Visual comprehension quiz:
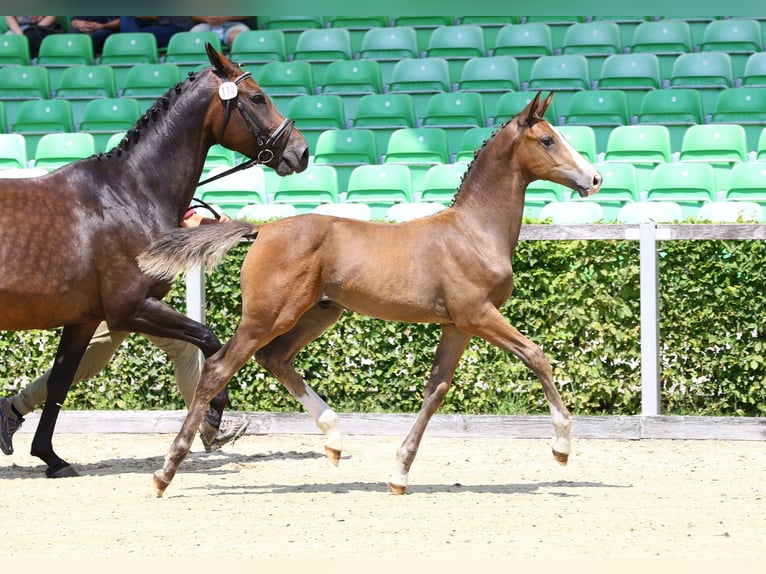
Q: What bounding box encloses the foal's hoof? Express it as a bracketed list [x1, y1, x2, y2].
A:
[388, 482, 407, 495]
[324, 446, 341, 466]
[153, 471, 171, 498]
[552, 448, 569, 466]
[46, 462, 79, 478]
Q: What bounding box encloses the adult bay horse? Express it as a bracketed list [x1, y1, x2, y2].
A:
[139, 92, 602, 496]
[0, 44, 308, 478]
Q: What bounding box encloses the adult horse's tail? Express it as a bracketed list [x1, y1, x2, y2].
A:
[137, 220, 258, 281]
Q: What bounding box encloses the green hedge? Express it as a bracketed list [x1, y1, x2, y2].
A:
[1, 238, 765, 416]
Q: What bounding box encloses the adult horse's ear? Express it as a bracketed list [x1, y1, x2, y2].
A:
[206, 42, 225, 72]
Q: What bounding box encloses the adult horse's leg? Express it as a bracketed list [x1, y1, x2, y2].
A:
[114, 297, 229, 433]
[460, 305, 572, 465]
[390, 324, 472, 494]
[254, 303, 346, 464]
[31, 321, 100, 477]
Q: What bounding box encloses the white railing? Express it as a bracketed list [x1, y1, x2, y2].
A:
[185, 223, 766, 416]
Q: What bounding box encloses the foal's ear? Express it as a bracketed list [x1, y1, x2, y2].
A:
[518, 91, 543, 127]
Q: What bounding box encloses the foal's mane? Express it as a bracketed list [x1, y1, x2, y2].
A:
[449, 119, 508, 206]
[96, 68, 208, 162]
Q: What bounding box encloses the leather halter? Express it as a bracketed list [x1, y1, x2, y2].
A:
[197, 70, 295, 188]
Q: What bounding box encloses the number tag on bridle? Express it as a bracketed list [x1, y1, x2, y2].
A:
[218, 82, 238, 101]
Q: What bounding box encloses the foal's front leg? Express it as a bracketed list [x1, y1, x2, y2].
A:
[390, 324, 471, 494]
[462, 307, 572, 465]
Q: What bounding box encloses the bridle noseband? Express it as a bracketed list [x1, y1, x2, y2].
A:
[197, 70, 295, 188]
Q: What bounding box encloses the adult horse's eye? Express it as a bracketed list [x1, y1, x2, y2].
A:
[251, 94, 266, 105]
[542, 136, 555, 147]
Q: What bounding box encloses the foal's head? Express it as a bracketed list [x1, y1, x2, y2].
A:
[513, 92, 602, 197]
[204, 44, 309, 176]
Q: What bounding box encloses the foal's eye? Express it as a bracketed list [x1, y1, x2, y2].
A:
[542, 135, 555, 147]
[251, 94, 266, 105]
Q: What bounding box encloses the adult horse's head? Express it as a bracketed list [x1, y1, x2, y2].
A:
[513, 92, 602, 197]
[204, 43, 309, 175]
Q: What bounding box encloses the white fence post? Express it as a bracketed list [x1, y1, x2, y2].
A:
[639, 223, 661, 415]
[185, 264, 206, 369]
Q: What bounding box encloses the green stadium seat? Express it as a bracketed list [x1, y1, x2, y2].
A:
[78, 97, 141, 151]
[325, 16, 390, 54]
[629, 20, 693, 82]
[425, 24, 486, 84]
[287, 94, 346, 152]
[711, 87, 766, 152]
[539, 200, 603, 223]
[346, 163, 414, 219]
[33, 132, 95, 171]
[555, 125, 598, 164]
[757, 127, 766, 160]
[421, 91, 486, 158]
[492, 23, 553, 83]
[228, 29, 286, 77]
[384, 127, 450, 194]
[460, 16, 517, 51]
[604, 124, 672, 195]
[98, 32, 158, 91]
[564, 89, 630, 153]
[12, 98, 74, 157]
[742, 52, 766, 87]
[456, 55, 520, 117]
[391, 16, 454, 53]
[358, 26, 419, 86]
[526, 55, 590, 118]
[0, 133, 28, 169]
[679, 123, 748, 192]
[590, 16, 647, 46]
[120, 63, 181, 114]
[700, 18, 762, 80]
[596, 53, 662, 117]
[198, 165, 267, 218]
[388, 57, 452, 121]
[36, 33, 94, 91]
[616, 201, 683, 223]
[646, 162, 717, 218]
[724, 161, 766, 210]
[351, 93, 417, 158]
[637, 88, 704, 152]
[524, 180, 566, 219]
[490, 91, 557, 127]
[162, 31, 221, 76]
[313, 128, 378, 192]
[53, 65, 116, 126]
[561, 21, 622, 80]
[419, 162, 470, 204]
[319, 59, 383, 119]
[273, 164, 339, 213]
[237, 202, 297, 222]
[103, 131, 127, 152]
[0, 33, 30, 66]
[573, 161, 638, 221]
[522, 16, 583, 51]
[258, 16, 323, 54]
[670, 52, 733, 117]
[292, 28, 353, 85]
[454, 126, 496, 163]
[0, 65, 51, 131]
[255, 61, 315, 116]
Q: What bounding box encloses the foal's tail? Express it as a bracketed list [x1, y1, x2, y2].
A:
[137, 220, 258, 281]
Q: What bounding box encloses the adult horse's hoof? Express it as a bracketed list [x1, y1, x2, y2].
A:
[324, 446, 341, 466]
[388, 482, 407, 495]
[552, 448, 569, 466]
[46, 462, 79, 478]
[153, 471, 171, 498]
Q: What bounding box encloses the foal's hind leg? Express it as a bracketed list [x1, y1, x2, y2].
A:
[254, 303, 345, 464]
[390, 324, 471, 494]
[461, 306, 572, 465]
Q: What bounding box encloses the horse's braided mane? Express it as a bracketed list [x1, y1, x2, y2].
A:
[449, 120, 508, 206]
[94, 68, 205, 162]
